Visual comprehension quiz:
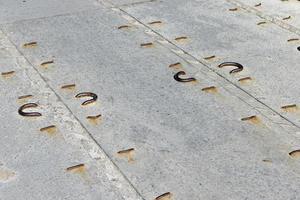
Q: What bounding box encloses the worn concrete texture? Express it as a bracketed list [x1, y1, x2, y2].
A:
[229, 0, 300, 28]
[121, 0, 300, 128]
[0, 0, 102, 24]
[1, 0, 300, 200]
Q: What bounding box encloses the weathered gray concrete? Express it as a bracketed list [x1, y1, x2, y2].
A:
[101, 0, 156, 7]
[1, 2, 300, 199]
[230, 0, 300, 28]
[121, 0, 300, 128]
[0, 30, 143, 200]
[1, 0, 300, 200]
[0, 0, 101, 24]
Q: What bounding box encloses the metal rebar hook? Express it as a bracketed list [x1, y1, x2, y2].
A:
[173, 71, 196, 82]
[218, 62, 244, 74]
[18, 103, 42, 117]
[75, 92, 98, 106]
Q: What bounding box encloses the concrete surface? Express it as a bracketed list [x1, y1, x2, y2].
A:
[121, 0, 300, 128]
[0, 0, 101, 24]
[1, 0, 300, 200]
[0, 30, 143, 200]
[230, 0, 300, 28]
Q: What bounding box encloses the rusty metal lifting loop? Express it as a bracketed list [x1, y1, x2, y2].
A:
[75, 92, 98, 106]
[174, 71, 196, 82]
[218, 62, 244, 74]
[18, 103, 42, 117]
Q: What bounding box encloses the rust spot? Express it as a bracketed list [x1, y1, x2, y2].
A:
[148, 21, 163, 27]
[40, 60, 54, 68]
[282, 16, 291, 20]
[281, 104, 298, 112]
[41, 60, 54, 68]
[201, 86, 218, 94]
[262, 159, 272, 163]
[87, 114, 102, 125]
[241, 115, 261, 124]
[40, 125, 57, 135]
[289, 150, 300, 159]
[66, 164, 90, 182]
[169, 62, 182, 70]
[17, 95, 33, 104]
[117, 148, 135, 163]
[23, 42, 37, 48]
[61, 84, 76, 91]
[287, 38, 299, 42]
[118, 25, 131, 30]
[238, 77, 252, 84]
[155, 192, 172, 200]
[141, 42, 154, 48]
[0, 168, 15, 182]
[229, 8, 238, 11]
[66, 164, 85, 173]
[175, 36, 188, 43]
[254, 3, 262, 7]
[204, 55, 216, 60]
[18, 94, 33, 100]
[257, 21, 267, 26]
[1, 71, 15, 78]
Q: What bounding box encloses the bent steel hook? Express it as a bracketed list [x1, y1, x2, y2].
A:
[218, 62, 244, 74]
[18, 103, 42, 117]
[75, 92, 98, 106]
[174, 71, 196, 82]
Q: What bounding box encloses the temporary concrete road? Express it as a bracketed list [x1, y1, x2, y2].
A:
[0, 0, 300, 199]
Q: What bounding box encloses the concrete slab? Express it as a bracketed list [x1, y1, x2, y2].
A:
[100, 0, 157, 7]
[0, 31, 143, 200]
[120, 0, 300, 128]
[229, 0, 300, 29]
[2, 5, 300, 200]
[0, 0, 101, 24]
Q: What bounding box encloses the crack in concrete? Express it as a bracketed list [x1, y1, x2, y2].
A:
[110, 0, 158, 8]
